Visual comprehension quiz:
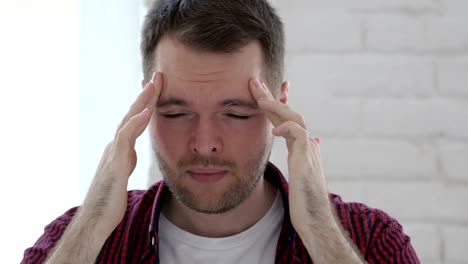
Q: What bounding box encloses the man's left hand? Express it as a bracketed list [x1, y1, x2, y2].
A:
[249, 79, 365, 263]
[249, 79, 332, 236]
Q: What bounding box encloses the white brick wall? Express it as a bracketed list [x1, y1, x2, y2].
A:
[438, 56, 468, 96]
[443, 226, 468, 263]
[271, 1, 468, 263]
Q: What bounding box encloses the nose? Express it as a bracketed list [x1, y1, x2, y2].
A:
[189, 117, 223, 155]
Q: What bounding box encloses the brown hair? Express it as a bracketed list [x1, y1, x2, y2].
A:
[140, 0, 285, 94]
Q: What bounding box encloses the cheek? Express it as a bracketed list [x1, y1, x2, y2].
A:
[222, 117, 272, 146]
[149, 117, 187, 157]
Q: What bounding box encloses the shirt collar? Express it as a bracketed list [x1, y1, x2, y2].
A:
[147, 161, 296, 251]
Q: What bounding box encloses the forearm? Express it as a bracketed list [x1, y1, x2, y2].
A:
[40, 73, 158, 264]
[44, 176, 120, 264]
[44, 209, 109, 264]
[300, 207, 366, 264]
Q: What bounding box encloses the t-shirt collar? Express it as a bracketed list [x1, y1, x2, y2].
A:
[147, 161, 296, 253]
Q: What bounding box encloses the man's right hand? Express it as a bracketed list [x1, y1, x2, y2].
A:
[45, 72, 162, 264]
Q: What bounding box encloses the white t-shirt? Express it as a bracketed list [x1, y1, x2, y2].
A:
[158, 193, 284, 264]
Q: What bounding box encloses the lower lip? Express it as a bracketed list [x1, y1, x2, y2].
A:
[188, 171, 227, 184]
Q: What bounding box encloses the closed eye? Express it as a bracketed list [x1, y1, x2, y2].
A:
[161, 113, 187, 119]
[226, 114, 251, 120]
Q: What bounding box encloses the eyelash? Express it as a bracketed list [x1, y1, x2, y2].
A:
[161, 113, 186, 119]
[161, 113, 251, 120]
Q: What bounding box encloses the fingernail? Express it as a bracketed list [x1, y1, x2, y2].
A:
[262, 82, 271, 94]
[150, 72, 157, 83]
[255, 79, 262, 89]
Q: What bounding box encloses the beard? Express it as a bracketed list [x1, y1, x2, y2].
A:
[154, 139, 273, 215]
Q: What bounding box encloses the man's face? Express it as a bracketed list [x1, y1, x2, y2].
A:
[149, 36, 274, 214]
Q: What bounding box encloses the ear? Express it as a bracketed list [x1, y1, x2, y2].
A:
[141, 79, 146, 90]
[279, 81, 289, 104]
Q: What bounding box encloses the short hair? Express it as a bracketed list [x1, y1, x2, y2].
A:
[140, 0, 285, 95]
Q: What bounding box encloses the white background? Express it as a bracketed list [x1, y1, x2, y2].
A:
[0, 0, 149, 262]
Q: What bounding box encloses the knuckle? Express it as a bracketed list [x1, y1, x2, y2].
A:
[114, 130, 127, 145]
[105, 142, 114, 151]
[282, 103, 291, 111]
[291, 112, 304, 125]
[284, 120, 295, 127]
[300, 129, 309, 141]
[298, 115, 306, 127]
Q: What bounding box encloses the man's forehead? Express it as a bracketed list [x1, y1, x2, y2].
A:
[154, 36, 264, 76]
[153, 36, 264, 109]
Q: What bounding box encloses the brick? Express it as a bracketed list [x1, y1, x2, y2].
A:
[327, 181, 368, 202]
[426, 18, 468, 51]
[283, 15, 362, 52]
[362, 182, 468, 222]
[403, 223, 441, 263]
[443, 226, 468, 262]
[362, 99, 439, 137]
[285, 54, 338, 98]
[287, 96, 362, 136]
[441, 0, 468, 16]
[437, 56, 468, 97]
[321, 139, 438, 180]
[271, 0, 348, 15]
[438, 140, 468, 182]
[366, 16, 428, 51]
[362, 99, 468, 139]
[286, 54, 435, 98]
[366, 16, 468, 52]
[434, 99, 468, 139]
[347, 0, 440, 13]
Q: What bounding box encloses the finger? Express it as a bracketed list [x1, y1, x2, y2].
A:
[248, 79, 283, 126]
[257, 99, 306, 129]
[272, 121, 309, 154]
[313, 137, 320, 144]
[310, 137, 321, 157]
[148, 71, 164, 112]
[117, 72, 158, 132]
[115, 107, 152, 150]
[249, 79, 307, 129]
[249, 79, 274, 103]
[261, 82, 276, 100]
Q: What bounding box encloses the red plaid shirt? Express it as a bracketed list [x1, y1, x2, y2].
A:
[22, 162, 419, 263]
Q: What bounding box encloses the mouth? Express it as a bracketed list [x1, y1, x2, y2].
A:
[187, 167, 228, 184]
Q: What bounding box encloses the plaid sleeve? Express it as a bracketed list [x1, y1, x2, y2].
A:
[366, 217, 420, 264]
[21, 207, 78, 264]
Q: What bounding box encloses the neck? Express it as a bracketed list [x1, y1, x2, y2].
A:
[162, 177, 277, 238]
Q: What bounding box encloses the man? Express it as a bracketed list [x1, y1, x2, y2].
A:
[22, 0, 420, 263]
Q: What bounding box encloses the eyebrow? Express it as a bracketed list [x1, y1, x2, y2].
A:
[156, 98, 188, 108]
[157, 97, 258, 109]
[221, 99, 258, 109]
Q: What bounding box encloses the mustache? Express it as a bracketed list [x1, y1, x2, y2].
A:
[177, 154, 236, 170]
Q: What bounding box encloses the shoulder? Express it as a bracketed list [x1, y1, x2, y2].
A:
[330, 193, 397, 226]
[329, 193, 419, 262]
[126, 181, 163, 208]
